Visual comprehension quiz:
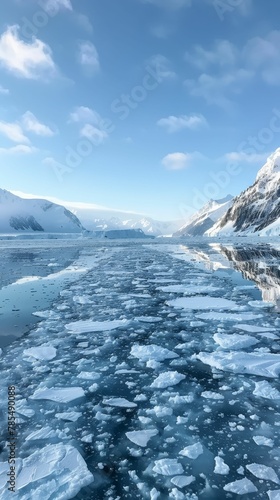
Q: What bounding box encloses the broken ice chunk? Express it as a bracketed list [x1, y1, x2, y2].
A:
[103, 398, 137, 408]
[150, 371, 186, 389]
[153, 459, 184, 476]
[23, 346, 57, 361]
[125, 429, 158, 447]
[131, 344, 178, 362]
[30, 387, 85, 403]
[246, 464, 280, 484]
[179, 443, 203, 460]
[223, 478, 258, 494]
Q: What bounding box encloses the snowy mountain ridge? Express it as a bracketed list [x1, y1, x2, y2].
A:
[0, 189, 84, 233]
[208, 148, 280, 237]
[173, 195, 233, 237]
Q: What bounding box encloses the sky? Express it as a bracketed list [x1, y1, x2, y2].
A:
[0, 0, 280, 220]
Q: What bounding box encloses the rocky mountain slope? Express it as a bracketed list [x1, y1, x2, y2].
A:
[208, 149, 280, 237]
[173, 195, 233, 237]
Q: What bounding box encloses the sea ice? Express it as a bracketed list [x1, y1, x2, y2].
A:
[23, 346, 57, 361]
[103, 398, 137, 408]
[0, 444, 93, 498]
[65, 319, 130, 333]
[196, 352, 280, 378]
[152, 459, 184, 476]
[55, 412, 82, 422]
[131, 344, 178, 362]
[125, 429, 158, 447]
[223, 478, 258, 494]
[253, 436, 274, 447]
[253, 381, 280, 400]
[246, 464, 280, 484]
[30, 387, 85, 403]
[214, 456, 230, 475]
[179, 443, 203, 460]
[201, 391, 224, 400]
[268, 490, 280, 500]
[167, 296, 237, 310]
[213, 333, 259, 350]
[171, 475, 195, 488]
[150, 371, 186, 389]
[196, 312, 263, 322]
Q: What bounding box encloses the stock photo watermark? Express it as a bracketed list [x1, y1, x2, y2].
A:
[179, 108, 280, 218]
[48, 62, 165, 182]
[213, 0, 247, 21]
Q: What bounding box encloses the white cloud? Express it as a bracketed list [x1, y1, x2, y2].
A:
[0, 25, 56, 79]
[223, 151, 269, 164]
[0, 144, 35, 154]
[78, 41, 100, 73]
[0, 120, 30, 144]
[243, 31, 280, 85]
[185, 69, 252, 108]
[146, 54, 177, 80]
[162, 152, 192, 170]
[76, 14, 93, 33]
[157, 114, 207, 133]
[185, 40, 237, 71]
[43, 0, 72, 14]
[141, 0, 192, 9]
[69, 106, 101, 125]
[21, 111, 55, 137]
[80, 124, 108, 145]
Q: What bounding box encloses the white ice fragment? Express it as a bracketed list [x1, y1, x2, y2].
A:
[125, 429, 158, 447]
[196, 351, 280, 378]
[152, 459, 184, 476]
[30, 387, 85, 403]
[135, 316, 162, 323]
[167, 296, 237, 310]
[66, 319, 130, 333]
[55, 411, 82, 422]
[213, 333, 258, 350]
[179, 443, 203, 460]
[81, 434, 93, 443]
[3, 444, 94, 497]
[224, 478, 258, 494]
[268, 490, 280, 500]
[171, 475, 195, 488]
[253, 436, 274, 447]
[131, 344, 178, 362]
[246, 463, 280, 484]
[214, 456, 230, 475]
[201, 391, 224, 400]
[103, 398, 137, 408]
[253, 381, 280, 400]
[249, 300, 274, 309]
[196, 312, 262, 322]
[150, 371, 186, 389]
[235, 324, 276, 333]
[25, 426, 58, 441]
[77, 371, 101, 381]
[23, 346, 57, 361]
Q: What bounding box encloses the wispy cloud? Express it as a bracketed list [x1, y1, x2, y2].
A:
[162, 152, 203, 170]
[68, 106, 101, 125]
[146, 54, 177, 80]
[21, 111, 55, 137]
[185, 40, 237, 71]
[0, 120, 30, 144]
[223, 151, 269, 164]
[157, 113, 208, 133]
[80, 124, 108, 145]
[0, 144, 36, 155]
[78, 41, 100, 73]
[243, 31, 280, 85]
[0, 25, 56, 79]
[0, 85, 9, 94]
[43, 0, 73, 14]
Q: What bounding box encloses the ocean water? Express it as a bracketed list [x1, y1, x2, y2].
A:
[0, 238, 279, 500]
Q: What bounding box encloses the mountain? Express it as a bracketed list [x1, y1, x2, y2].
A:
[62, 203, 184, 237]
[208, 149, 280, 237]
[173, 195, 233, 237]
[0, 189, 84, 233]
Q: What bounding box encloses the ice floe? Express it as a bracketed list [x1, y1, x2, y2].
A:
[23, 346, 57, 361]
[246, 463, 280, 484]
[30, 387, 85, 403]
[179, 442, 203, 460]
[214, 456, 230, 475]
[65, 318, 130, 333]
[131, 344, 178, 362]
[150, 371, 186, 389]
[196, 351, 280, 378]
[125, 429, 158, 447]
[167, 296, 237, 310]
[213, 332, 259, 350]
[103, 397, 137, 408]
[253, 381, 280, 400]
[223, 478, 258, 494]
[152, 459, 184, 476]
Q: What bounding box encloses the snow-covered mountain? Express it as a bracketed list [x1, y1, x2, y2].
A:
[208, 149, 280, 237]
[173, 195, 233, 237]
[0, 189, 84, 233]
[63, 203, 184, 237]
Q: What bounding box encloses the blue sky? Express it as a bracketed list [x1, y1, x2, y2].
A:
[0, 0, 280, 220]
